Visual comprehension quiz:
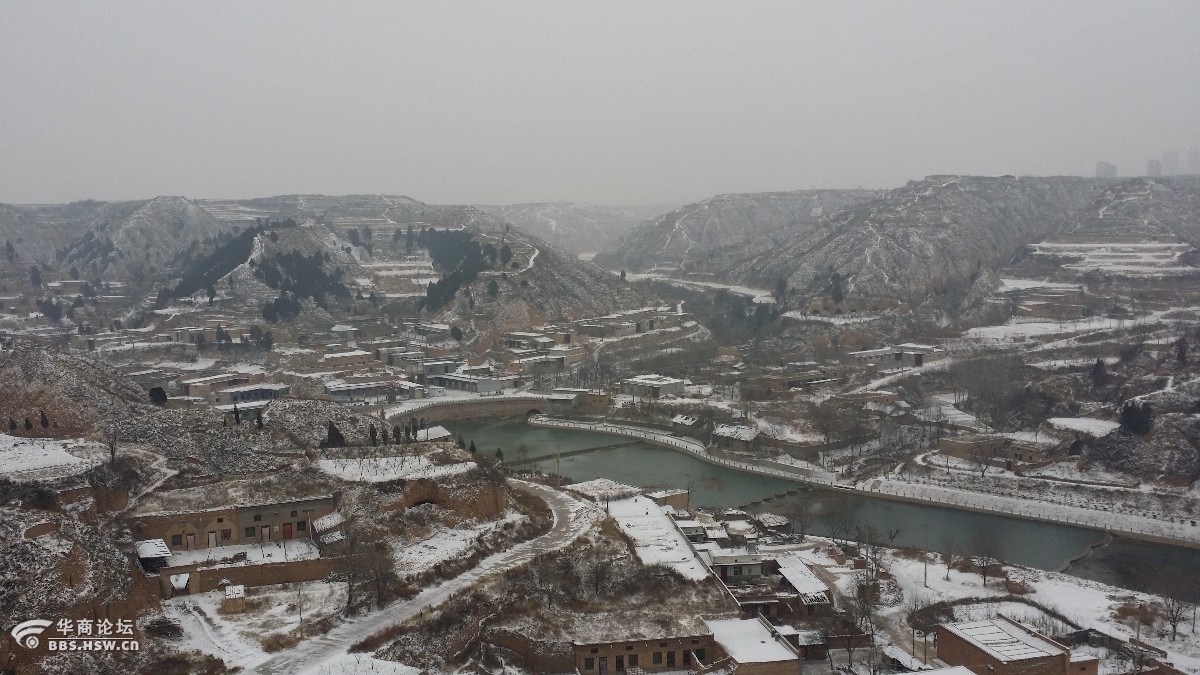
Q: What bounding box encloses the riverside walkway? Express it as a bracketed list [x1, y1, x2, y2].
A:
[527, 415, 1200, 548]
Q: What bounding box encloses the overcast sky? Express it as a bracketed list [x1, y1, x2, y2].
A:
[1, 1, 1198, 206]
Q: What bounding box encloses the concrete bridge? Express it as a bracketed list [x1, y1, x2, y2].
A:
[385, 395, 550, 426]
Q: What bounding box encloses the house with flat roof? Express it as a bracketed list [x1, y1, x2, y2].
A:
[621, 374, 686, 399]
[936, 617, 1098, 675]
[319, 349, 373, 369]
[704, 617, 801, 675]
[711, 424, 760, 452]
[213, 382, 290, 406]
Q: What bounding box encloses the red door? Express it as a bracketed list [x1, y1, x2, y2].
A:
[282, 523, 293, 540]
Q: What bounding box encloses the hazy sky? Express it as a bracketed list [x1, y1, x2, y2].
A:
[2, 1, 1198, 206]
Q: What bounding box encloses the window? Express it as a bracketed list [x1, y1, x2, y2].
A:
[245, 527, 256, 538]
[221, 529, 231, 541]
[217, 517, 224, 523]
[253, 514, 262, 522]
[290, 510, 298, 517]
[584, 658, 594, 670]
[694, 649, 705, 662]
[652, 652, 662, 665]
[296, 520, 307, 532]
[733, 566, 742, 576]
[628, 655, 638, 667]
[590, 648, 598, 654]
[625, 645, 632, 650]
[171, 534, 183, 546]
[667, 651, 675, 667]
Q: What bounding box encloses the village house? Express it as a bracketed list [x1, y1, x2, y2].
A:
[129, 478, 337, 553]
[621, 374, 686, 399]
[704, 618, 802, 675]
[319, 349, 373, 369]
[935, 617, 1099, 675]
[324, 378, 423, 403]
[574, 633, 715, 673]
[179, 371, 265, 402]
[211, 382, 290, 406]
[711, 424, 760, 452]
[845, 343, 946, 370]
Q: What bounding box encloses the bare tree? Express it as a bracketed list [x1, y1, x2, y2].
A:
[939, 532, 957, 581]
[1163, 596, 1191, 641]
[969, 443, 997, 478]
[791, 499, 812, 542]
[972, 535, 1003, 587]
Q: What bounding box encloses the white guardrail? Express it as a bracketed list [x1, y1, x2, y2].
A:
[526, 415, 1200, 547]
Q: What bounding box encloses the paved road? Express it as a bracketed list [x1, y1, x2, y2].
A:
[248, 480, 596, 674]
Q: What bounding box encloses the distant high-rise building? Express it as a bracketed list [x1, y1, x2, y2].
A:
[1095, 161, 1117, 178]
[1163, 150, 1180, 176]
[1148, 159, 1162, 177]
[1188, 149, 1200, 174]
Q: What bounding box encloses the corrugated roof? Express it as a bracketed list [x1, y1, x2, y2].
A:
[942, 618, 1065, 662]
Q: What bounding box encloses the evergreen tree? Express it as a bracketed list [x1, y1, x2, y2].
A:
[4, 240, 14, 262]
[775, 277, 788, 301]
[381, 425, 388, 445]
[39, 409, 49, 432]
[148, 387, 168, 406]
[233, 403, 241, 424]
[1119, 401, 1153, 435]
[500, 244, 513, 266]
[494, 447, 503, 461]
[24, 417, 32, 431]
[468, 440, 476, 454]
[487, 279, 499, 297]
[829, 271, 844, 304]
[393, 425, 403, 444]
[369, 424, 378, 447]
[619, 270, 626, 282]
[8, 418, 16, 433]
[405, 224, 415, 253]
[1091, 358, 1109, 386]
[324, 421, 347, 448]
[450, 326, 463, 341]
[255, 409, 264, 429]
[1176, 337, 1189, 366]
[456, 434, 466, 448]
[29, 265, 42, 288]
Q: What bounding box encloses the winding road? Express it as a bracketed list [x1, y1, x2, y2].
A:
[246, 480, 597, 674]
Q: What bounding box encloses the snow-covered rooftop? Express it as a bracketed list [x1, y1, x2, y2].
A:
[609, 496, 709, 580]
[1047, 417, 1120, 436]
[941, 618, 1065, 662]
[704, 618, 797, 663]
[567, 478, 641, 502]
[775, 554, 829, 597]
[712, 424, 759, 441]
[135, 539, 172, 559]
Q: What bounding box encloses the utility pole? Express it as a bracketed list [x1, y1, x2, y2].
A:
[923, 522, 929, 588]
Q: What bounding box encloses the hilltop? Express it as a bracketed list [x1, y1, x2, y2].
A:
[731, 176, 1106, 311]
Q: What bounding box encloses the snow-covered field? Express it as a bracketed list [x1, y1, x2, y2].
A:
[317, 454, 475, 483]
[391, 511, 525, 576]
[608, 496, 710, 580]
[965, 317, 1133, 341]
[1047, 417, 1120, 436]
[1032, 240, 1195, 276]
[0, 434, 102, 480]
